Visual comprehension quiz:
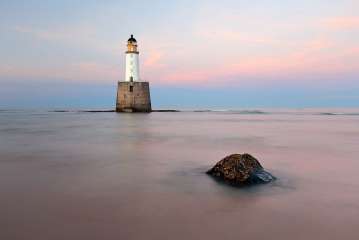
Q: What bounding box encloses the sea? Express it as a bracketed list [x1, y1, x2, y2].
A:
[0, 108, 358, 240]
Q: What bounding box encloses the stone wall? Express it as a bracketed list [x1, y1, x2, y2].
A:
[116, 81, 152, 112]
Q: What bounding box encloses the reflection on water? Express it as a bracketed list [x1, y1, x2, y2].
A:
[0, 110, 359, 240]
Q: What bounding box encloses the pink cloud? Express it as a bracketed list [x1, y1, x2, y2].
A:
[5, 23, 359, 88]
[143, 51, 165, 68]
[153, 40, 359, 86]
[197, 29, 277, 45]
[322, 16, 359, 29]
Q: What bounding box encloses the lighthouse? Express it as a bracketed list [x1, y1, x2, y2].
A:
[116, 35, 152, 112]
[125, 35, 140, 82]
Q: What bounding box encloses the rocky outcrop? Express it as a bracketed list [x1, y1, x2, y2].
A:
[207, 153, 275, 186]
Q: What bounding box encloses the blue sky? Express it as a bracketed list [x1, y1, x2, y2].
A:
[0, 0, 358, 109]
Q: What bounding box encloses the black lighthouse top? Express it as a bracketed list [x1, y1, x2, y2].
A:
[128, 34, 137, 43]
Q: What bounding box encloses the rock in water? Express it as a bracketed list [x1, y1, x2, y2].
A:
[206, 153, 275, 185]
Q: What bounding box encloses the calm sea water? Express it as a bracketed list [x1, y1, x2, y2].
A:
[1, 109, 359, 240]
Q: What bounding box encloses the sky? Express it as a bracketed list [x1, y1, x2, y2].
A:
[0, 0, 358, 109]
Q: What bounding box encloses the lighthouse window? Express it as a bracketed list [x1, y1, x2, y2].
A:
[129, 86, 133, 92]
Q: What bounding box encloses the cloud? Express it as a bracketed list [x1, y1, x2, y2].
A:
[13, 25, 120, 54]
[143, 51, 165, 68]
[6, 10, 359, 88]
[14, 25, 94, 42]
[322, 16, 359, 30]
[0, 62, 119, 83]
[197, 29, 277, 45]
[154, 38, 359, 86]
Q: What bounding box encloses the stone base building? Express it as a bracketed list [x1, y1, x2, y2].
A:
[116, 81, 151, 112]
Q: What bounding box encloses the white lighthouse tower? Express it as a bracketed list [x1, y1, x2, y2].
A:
[125, 34, 140, 82]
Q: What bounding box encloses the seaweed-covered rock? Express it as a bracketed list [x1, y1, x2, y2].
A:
[206, 153, 275, 185]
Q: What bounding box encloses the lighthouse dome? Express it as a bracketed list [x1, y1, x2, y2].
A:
[128, 34, 137, 43]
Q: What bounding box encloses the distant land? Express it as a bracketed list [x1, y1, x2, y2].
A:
[41, 109, 359, 116]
